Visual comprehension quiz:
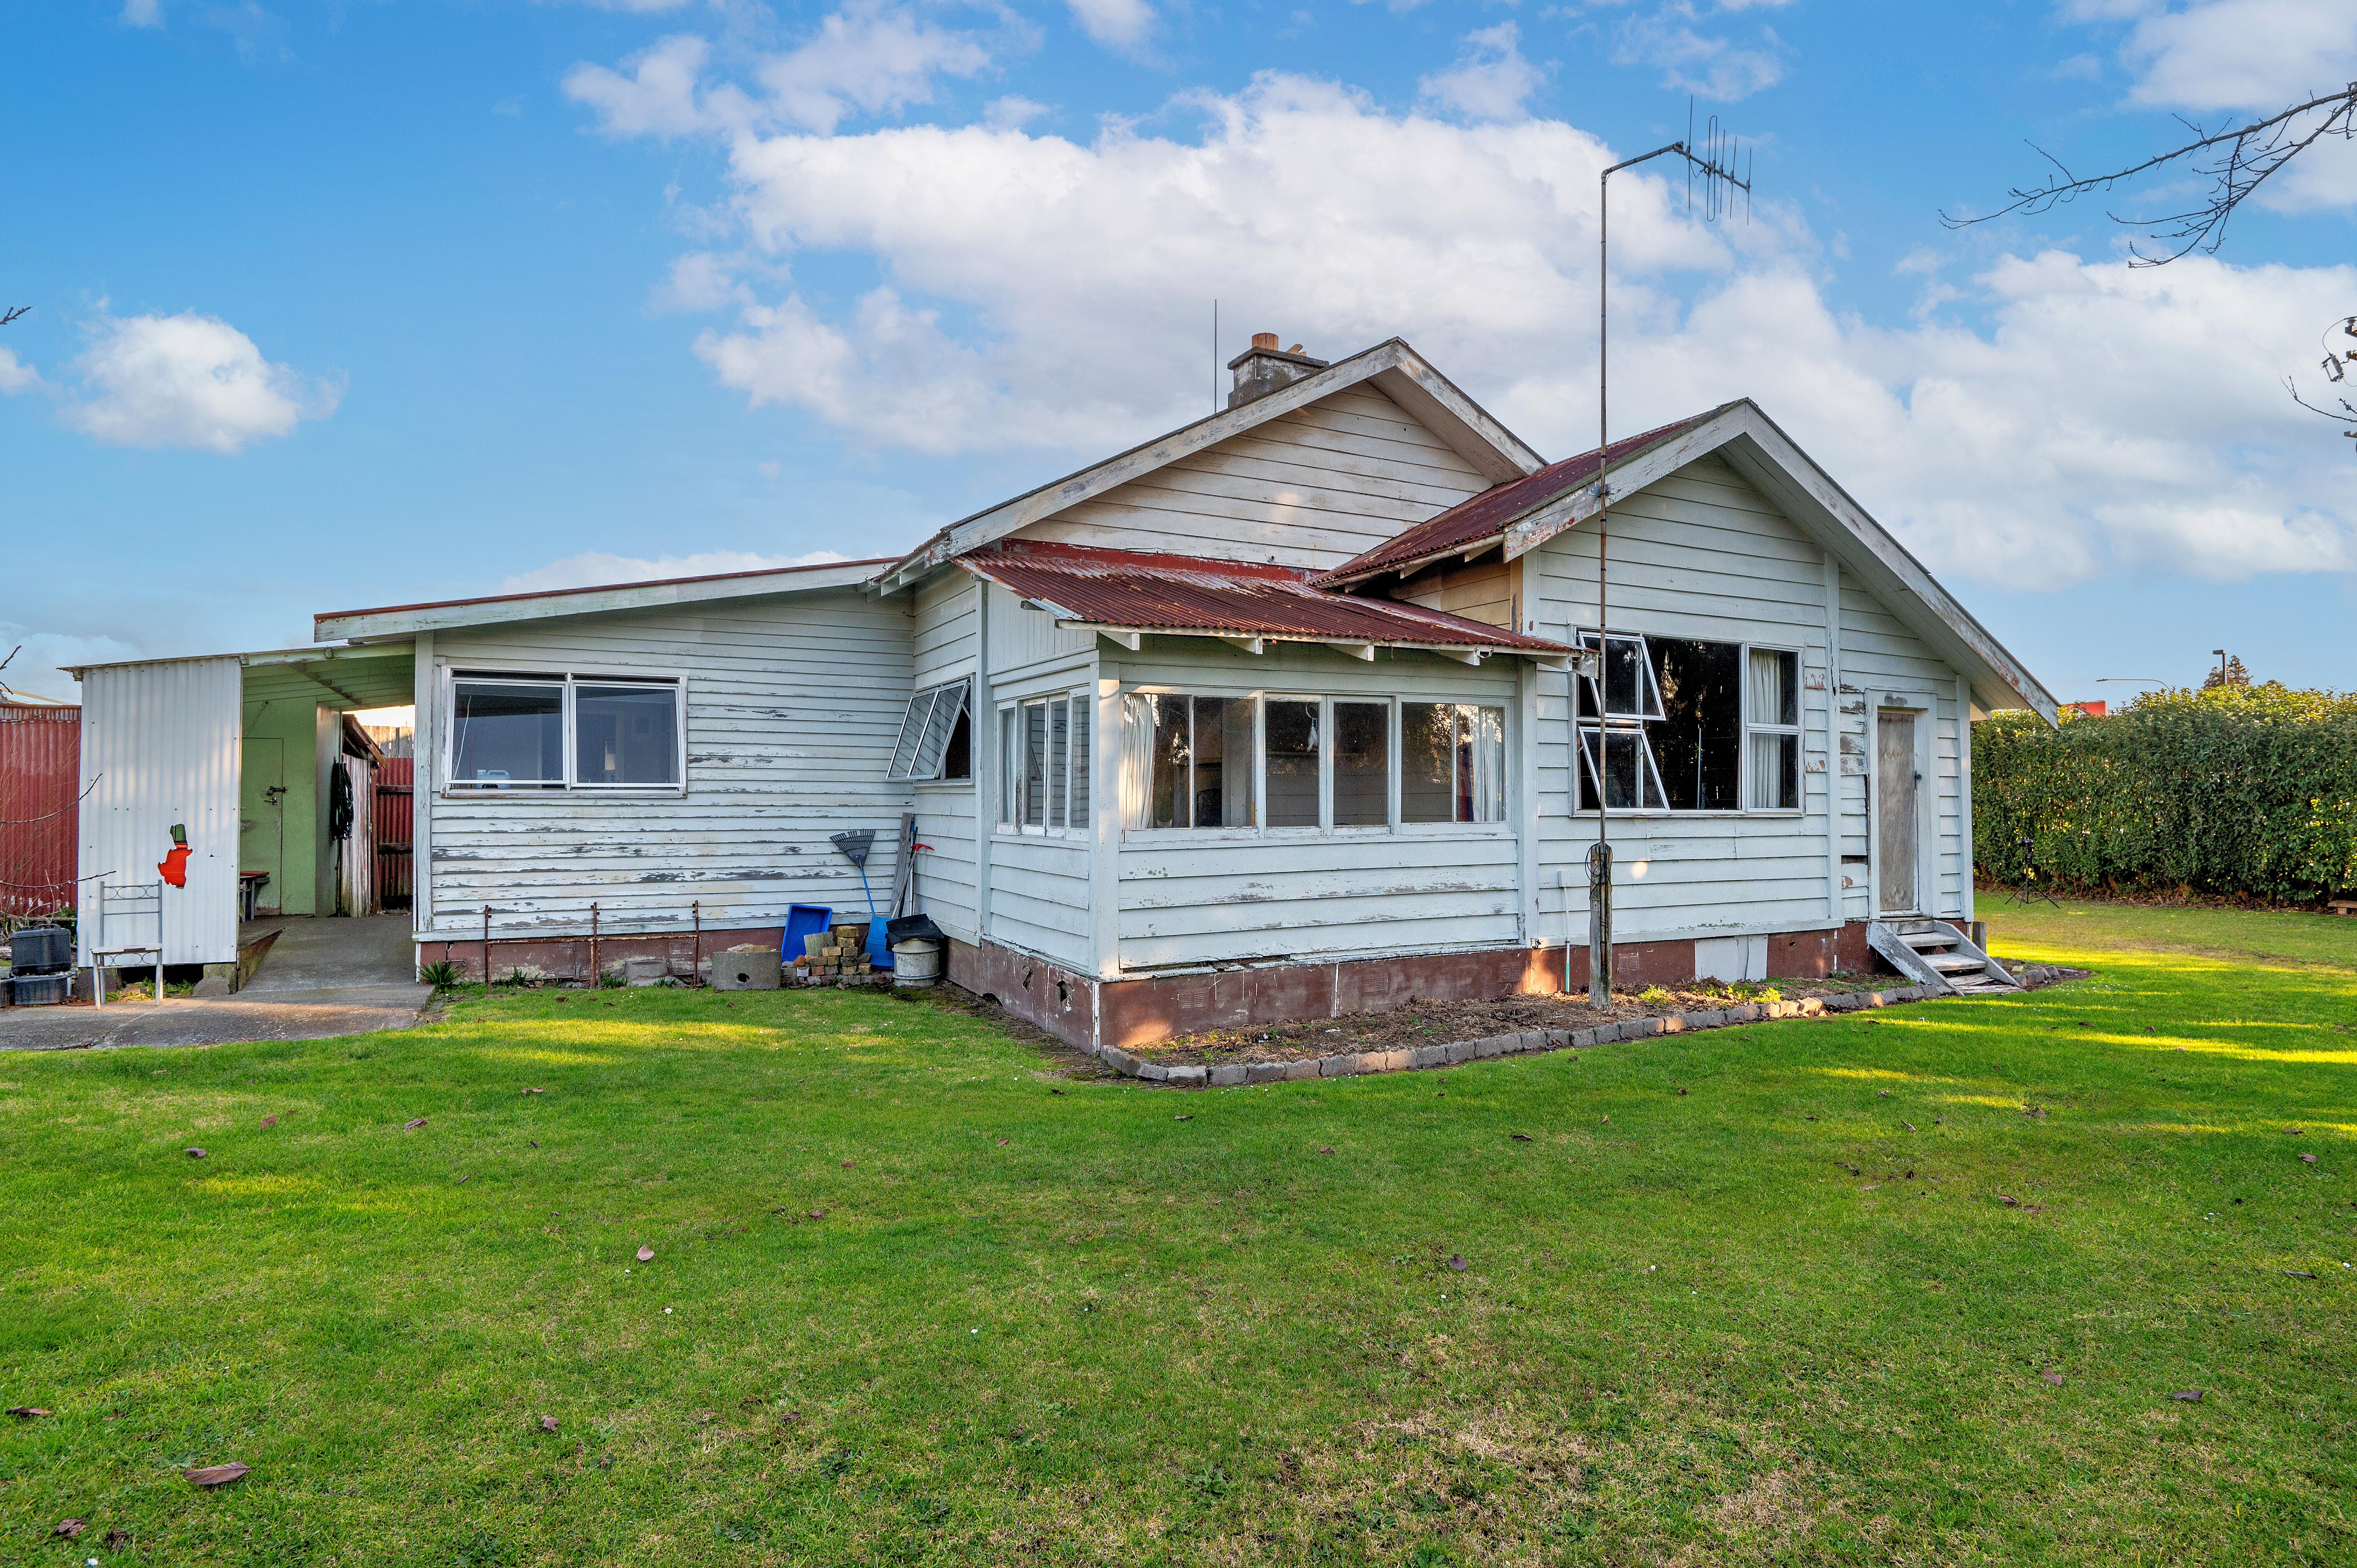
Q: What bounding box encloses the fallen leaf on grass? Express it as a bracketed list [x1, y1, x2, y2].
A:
[6, 1407, 50, 1418]
[1510, 1133, 1534, 1142]
[1172, 1115, 1193, 1123]
[1877, 1090, 1891, 1098]
[53, 1518, 85, 1539]
[2301, 1154, 2318, 1165]
[105, 1529, 131, 1549]
[539, 1416, 559, 1432]
[403, 1118, 427, 1132]
[2169, 1389, 2204, 1402]
[2042, 1369, 2064, 1386]
[1051, 1088, 1065, 1095]
[184, 1461, 250, 1489]
[2286, 1128, 2304, 1136]
[455, 1176, 470, 1185]
[259, 1115, 277, 1129]
[1861, 1184, 1880, 1191]
[529, 1141, 539, 1149]
[1839, 1162, 1861, 1176]
[1995, 1194, 2019, 1206]
[521, 1088, 546, 1095]
[996, 1138, 1011, 1146]
[185, 1148, 206, 1159]
[1676, 1088, 1688, 1096]
[1903, 1122, 1918, 1133]
[1317, 1147, 1334, 1155]
[636, 1247, 655, 1262]
[1447, 1254, 1468, 1272]
[841, 1159, 855, 1168]
[2284, 1270, 2318, 1278]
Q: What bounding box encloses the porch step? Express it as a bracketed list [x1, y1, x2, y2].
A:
[1866, 920, 2025, 998]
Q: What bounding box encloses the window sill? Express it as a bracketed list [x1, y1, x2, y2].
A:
[440, 786, 686, 800]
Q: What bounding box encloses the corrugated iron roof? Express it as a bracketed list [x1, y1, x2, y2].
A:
[959, 540, 1574, 655]
[1314, 407, 1729, 585]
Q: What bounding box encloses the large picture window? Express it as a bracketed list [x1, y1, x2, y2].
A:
[1573, 632, 1804, 815]
[888, 680, 972, 782]
[447, 672, 682, 791]
[1122, 693, 1507, 833]
[1000, 692, 1089, 833]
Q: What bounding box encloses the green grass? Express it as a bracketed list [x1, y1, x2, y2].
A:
[4, 915, 2352, 1565]
[1983, 892, 2357, 973]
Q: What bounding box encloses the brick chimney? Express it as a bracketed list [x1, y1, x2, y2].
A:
[1226, 332, 1329, 409]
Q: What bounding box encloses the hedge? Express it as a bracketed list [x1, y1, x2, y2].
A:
[1972, 685, 2357, 904]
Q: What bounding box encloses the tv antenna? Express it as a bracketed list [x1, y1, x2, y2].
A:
[1585, 101, 1754, 1007]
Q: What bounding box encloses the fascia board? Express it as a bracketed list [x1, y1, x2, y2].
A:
[1498, 408, 1742, 566]
[313, 562, 881, 643]
[877, 340, 1544, 589]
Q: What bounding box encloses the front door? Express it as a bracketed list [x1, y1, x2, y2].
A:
[240, 737, 284, 915]
[1876, 711, 1919, 914]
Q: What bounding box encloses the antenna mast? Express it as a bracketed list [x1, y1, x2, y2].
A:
[1586, 102, 1753, 1007]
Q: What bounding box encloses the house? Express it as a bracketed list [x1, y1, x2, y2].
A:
[65, 333, 2053, 1044]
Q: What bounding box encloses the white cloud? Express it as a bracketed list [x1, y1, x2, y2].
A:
[58, 310, 339, 453]
[567, 4, 998, 141]
[582, 58, 2355, 588]
[1611, 4, 1789, 101]
[120, 0, 163, 25]
[0, 623, 145, 704]
[1066, 0, 1154, 52]
[1418, 23, 1546, 122]
[653, 251, 753, 313]
[984, 94, 1050, 129]
[498, 549, 851, 594]
[0, 348, 42, 395]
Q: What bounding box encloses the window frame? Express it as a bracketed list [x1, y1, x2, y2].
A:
[888, 678, 972, 784]
[1567, 632, 1810, 819]
[996, 687, 1090, 837]
[1116, 688, 1515, 842]
[1741, 643, 1805, 815]
[440, 665, 687, 797]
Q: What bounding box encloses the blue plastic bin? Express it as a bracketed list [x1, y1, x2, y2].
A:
[782, 904, 833, 959]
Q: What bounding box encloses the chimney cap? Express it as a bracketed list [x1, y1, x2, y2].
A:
[1251, 332, 1279, 350]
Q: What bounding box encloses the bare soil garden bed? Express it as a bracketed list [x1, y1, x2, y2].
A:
[1134, 973, 1885, 1067]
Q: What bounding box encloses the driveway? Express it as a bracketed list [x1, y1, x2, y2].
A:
[1, 915, 434, 1050]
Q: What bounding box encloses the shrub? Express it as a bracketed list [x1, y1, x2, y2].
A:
[1974, 685, 2357, 902]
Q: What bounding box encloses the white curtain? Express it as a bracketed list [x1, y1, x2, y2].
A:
[1120, 694, 1156, 831]
[1465, 705, 1505, 822]
[1747, 648, 1785, 727]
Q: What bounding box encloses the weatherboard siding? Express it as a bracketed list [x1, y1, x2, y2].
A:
[420, 590, 916, 943]
[910, 571, 981, 946]
[1528, 454, 1968, 940]
[1018, 386, 1490, 572]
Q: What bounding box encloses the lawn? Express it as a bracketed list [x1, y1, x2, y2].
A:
[4, 904, 2351, 1566]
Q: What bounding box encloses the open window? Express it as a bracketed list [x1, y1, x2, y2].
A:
[888, 679, 972, 782]
[1576, 725, 1669, 812]
[1576, 632, 1666, 722]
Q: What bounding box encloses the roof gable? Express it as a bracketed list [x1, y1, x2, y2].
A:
[1330, 400, 2055, 721]
[873, 338, 1541, 592]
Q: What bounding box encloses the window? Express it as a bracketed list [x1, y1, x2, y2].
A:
[1401, 703, 1507, 824]
[1332, 702, 1389, 827]
[1573, 632, 1804, 815]
[1122, 693, 1255, 830]
[1002, 692, 1088, 833]
[1746, 648, 1800, 810]
[888, 680, 971, 782]
[1649, 638, 1740, 811]
[1121, 692, 1508, 833]
[447, 673, 681, 791]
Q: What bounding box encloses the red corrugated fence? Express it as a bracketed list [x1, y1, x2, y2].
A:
[375, 756, 413, 910]
[0, 703, 80, 918]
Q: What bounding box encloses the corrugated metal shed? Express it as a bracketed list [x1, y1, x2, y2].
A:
[1315, 409, 1726, 586]
[958, 540, 1575, 655]
[76, 657, 242, 967]
[0, 701, 79, 917]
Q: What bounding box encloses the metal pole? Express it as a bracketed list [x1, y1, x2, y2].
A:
[692, 900, 701, 984]
[589, 901, 599, 987]
[481, 904, 491, 993]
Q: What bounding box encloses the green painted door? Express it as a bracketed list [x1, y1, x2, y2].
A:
[240, 737, 285, 915]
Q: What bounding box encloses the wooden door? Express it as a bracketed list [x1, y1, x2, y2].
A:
[239, 737, 284, 915]
[1876, 711, 1919, 915]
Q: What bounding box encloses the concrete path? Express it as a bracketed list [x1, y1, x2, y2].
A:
[0, 915, 433, 1051]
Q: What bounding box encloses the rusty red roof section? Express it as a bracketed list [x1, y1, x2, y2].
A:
[1315, 408, 1726, 585]
[959, 540, 1574, 653]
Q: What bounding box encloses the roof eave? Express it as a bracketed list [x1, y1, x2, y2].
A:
[315, 560, 891, 643]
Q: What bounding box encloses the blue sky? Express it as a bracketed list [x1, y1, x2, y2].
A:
[4, 0, 2352, 702]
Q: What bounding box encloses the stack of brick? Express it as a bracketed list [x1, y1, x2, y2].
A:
[795, 931, 875, 985]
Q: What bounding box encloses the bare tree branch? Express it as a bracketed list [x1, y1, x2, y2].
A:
[0, 306, 28, 328]
[1941, 82, 2357, 265]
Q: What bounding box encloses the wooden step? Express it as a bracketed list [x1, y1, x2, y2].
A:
[1926, 954, 1985, 973]
[1901, 932, 1958, 951]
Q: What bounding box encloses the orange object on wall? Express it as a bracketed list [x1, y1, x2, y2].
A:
[158, 844, 191, 888]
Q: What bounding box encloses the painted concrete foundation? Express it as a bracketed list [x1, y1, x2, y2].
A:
[951, 920, 1885, 1053]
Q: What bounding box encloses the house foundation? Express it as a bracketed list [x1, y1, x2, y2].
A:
[952, 920, 1882, 1053]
